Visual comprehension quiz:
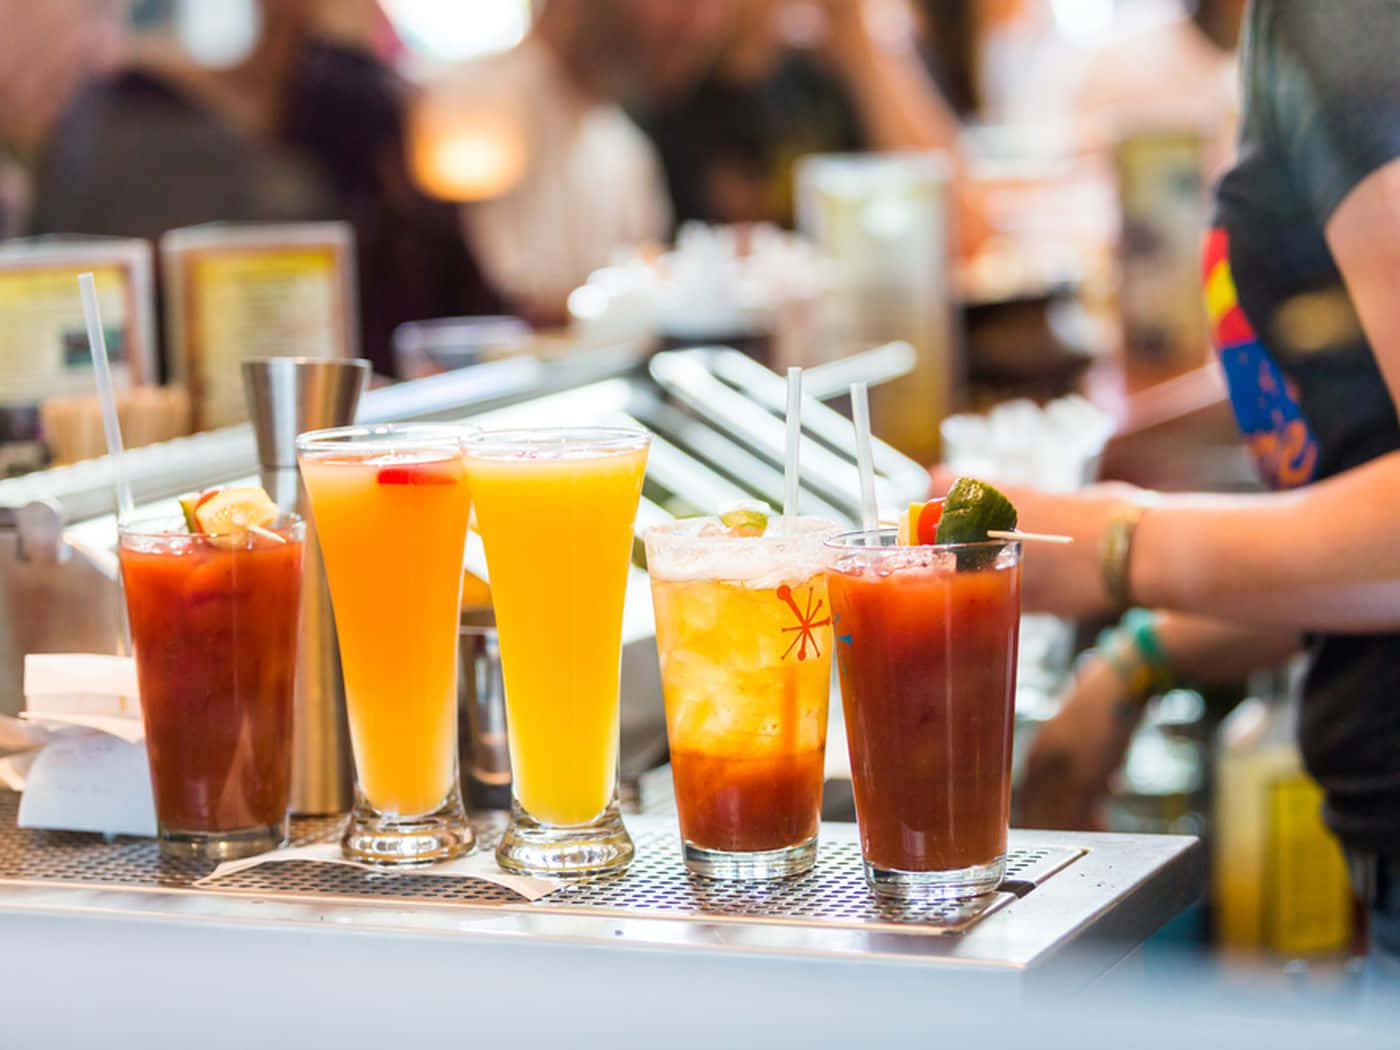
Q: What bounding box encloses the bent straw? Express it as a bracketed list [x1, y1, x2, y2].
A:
[850, 382, 879, 542]
[783, 367, 802, 534]
[78, 273, 134, 523]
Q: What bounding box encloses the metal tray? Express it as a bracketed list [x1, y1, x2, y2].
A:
[0, 793, 1078, 936]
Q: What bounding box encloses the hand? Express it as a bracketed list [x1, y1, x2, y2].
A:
[929, 468, 1146, 620]
[1019, 656, 1141, 830]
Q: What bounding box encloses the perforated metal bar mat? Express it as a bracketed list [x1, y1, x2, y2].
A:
[0, 792, 1082, 935]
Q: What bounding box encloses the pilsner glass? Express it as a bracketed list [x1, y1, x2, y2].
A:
[119, 515, 304, 859]
[644, 516, 836, 879]
[826, 529, 1022, 901]
[297, 424, 474, 865]
[463, 426, 649, 878]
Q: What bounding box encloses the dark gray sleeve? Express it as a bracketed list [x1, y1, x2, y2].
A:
[1267, 0, 1400, 223]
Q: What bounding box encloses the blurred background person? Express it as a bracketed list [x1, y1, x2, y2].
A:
[28, 0, 498, 377]
[641, 0, 962, 229]
[0, 0, 128, 238]
[411, 0, 732, 326]
[1073, 0, 1246, 173]
[971, 0, 1400, 969]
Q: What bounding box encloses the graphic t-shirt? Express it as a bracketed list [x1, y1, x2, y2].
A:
[1208, 1, 1400, 853]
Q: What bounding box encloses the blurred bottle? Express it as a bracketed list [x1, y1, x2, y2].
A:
[1214, 668, 1354, 958]
[796, 152, 958, 462]
[1115, 130, 1212, 376]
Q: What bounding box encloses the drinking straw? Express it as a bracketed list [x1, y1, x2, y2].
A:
[850, 382, 879, 541]
[783, 367, 803, 533]
[78, 273, 135, 523]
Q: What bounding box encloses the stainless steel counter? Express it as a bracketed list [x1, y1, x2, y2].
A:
[0, 791, 1200, 979]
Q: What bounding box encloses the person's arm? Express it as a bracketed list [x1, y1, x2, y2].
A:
[818, 0, 961, 153]
[1021, 612, 1300, 830]
[929, 454, 1400, 631]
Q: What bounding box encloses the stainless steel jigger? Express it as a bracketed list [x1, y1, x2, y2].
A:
[242, 357, 369, 815]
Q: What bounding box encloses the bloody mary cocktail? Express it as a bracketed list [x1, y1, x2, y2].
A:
[826, 529, 1021, 901]
[645, 516, 835, 879]
[119, 517, 303, 858]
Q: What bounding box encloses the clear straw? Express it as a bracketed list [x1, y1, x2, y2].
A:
[78, 273, 135, 523]
[850, 381, 879, 541]
[783, 366, 802, 533]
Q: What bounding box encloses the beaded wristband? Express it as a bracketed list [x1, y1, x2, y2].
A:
[1093, 609, 1174, 702]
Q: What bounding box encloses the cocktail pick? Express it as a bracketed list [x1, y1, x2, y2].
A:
[783, 367, 802, 534]
[987, 529, 1074, 545]
[78, 273, 135, 523]
[850, 381, 879, 543]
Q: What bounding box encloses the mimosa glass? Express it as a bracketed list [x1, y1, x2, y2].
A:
[464, 426, 649, 877]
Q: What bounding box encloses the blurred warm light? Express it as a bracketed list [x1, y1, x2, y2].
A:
[408, 98, 529, 203]
[381, 0, 530, 61]
[1050, 0, 1114, 41]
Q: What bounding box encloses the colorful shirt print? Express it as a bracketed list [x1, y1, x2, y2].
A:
[1202, 227, 1319, 489]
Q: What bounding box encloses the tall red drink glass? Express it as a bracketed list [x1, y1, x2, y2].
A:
[826, 529, 1021, 901]
[119, 516, 303, 859]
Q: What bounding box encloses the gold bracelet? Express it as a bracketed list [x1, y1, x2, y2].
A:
[1098, 502, 1150, 611]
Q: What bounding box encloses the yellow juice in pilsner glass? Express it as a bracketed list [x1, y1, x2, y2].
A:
[299, 447, 470, 817]
[465, 431, 648, 827]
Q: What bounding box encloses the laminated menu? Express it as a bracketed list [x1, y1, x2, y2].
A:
[0, 237, 156, 473]
[162, 223, 357, 430]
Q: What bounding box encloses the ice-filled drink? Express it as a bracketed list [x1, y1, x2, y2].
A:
[120, 513, 303, 859]
[297, 424, 475, 865]
[826, 529, 1021, 901]
[646, 515, 834, 879]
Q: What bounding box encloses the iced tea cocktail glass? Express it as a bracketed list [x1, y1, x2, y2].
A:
[464, 426, 649, 877]
[645, 517, 836, 879]
[119, 516, 303, 859]
[297, 424, 474, 865]
[826, 529, 1021, 901]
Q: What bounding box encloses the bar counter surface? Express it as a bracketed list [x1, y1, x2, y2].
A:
[0, 788, 1202, 1044]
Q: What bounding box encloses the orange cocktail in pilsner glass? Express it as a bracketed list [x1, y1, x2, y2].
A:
[297, 424, 474, 865]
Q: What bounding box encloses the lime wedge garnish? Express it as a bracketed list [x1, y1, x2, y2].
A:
[718, 505, 769, 537]
[934, 477, 1017, 545]
[178, 493, 201, 532]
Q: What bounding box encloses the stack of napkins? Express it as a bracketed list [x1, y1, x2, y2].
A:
[2, 654, 155, 836]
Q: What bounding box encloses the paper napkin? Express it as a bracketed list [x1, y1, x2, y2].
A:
[194, 841, 559, 902]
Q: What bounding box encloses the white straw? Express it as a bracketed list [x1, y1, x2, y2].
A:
[78, 273, 134, 523]
[783, 366, 802, 533]
[850, 382, 879, 540]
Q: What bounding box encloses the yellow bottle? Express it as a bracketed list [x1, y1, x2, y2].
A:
[1214, 676, 1353, 959]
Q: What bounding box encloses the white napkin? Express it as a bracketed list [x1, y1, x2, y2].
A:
[0, 749, 38, 791]
[194, 841, 559, 902]
[21, 654, 143, 741]
[0, 714, 58, 755]
[16, 731, 157, 836]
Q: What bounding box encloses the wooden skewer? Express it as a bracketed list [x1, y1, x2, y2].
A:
[987, 529, 1073, 545]
[246, 523, 288, 545]
[875, 521, 1073, 545]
